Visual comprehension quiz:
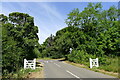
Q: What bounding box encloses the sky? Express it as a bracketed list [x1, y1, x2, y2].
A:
[1, 1, 118, 44]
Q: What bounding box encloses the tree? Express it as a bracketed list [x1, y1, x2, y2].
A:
[41, 2, 119, 61]
[1, 12, 40, 76]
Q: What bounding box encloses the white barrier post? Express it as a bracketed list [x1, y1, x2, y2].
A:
[24, 59, 27, 69]
[90, 58, 92, 68]
[33, 58, 36, 69]
[96, 58, 99, 67]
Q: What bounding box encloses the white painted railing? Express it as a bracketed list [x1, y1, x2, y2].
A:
[24, 58, 36, 69]
[90, 58, 99, 68]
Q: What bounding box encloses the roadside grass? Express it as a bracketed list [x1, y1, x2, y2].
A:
[64, 57, 119, 78]
[3, 59, 43, 78]
[3, 68, 42, 78]
[12, 59, 44, 78]
[98, 57, 118, 73]
[37, 57, 52, 60]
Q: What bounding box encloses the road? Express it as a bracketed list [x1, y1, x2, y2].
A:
[38, 60, 118, 80]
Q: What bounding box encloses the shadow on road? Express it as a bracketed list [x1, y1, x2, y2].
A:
[58, 59, 67, 62]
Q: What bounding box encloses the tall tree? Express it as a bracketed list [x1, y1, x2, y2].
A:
[1, 12, 40, 75]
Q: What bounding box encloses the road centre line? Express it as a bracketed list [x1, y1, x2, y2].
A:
[66, 70, 80, 78]
[54, 63, 61, 67]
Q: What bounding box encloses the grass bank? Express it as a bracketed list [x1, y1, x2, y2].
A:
[2, 68, 42, 78]
[64, 57, 119, 78]
[2, 59, 44, 78]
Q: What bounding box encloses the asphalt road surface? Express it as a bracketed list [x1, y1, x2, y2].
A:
[38, 60, 118, 80]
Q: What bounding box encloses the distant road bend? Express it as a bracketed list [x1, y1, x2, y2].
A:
[38, 60, 118, 80]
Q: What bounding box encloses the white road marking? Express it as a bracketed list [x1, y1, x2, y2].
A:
[66, 70, 80, 78]
[54, 63, 61, 67]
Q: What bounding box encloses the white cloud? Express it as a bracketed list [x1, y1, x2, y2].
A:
[37, 3, 64, 22]
[34, 3, 66, 44]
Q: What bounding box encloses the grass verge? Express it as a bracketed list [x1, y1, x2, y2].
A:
[64, 60, 118, 78]
[3, 68, 42, 78]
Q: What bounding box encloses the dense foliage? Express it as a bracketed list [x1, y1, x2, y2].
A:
[1, 3, 120, 77]
[1, 12, 40, 76]
[41, 3, 120, 72]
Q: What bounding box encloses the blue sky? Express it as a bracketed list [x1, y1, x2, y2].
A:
[1, 2, 118, 44]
